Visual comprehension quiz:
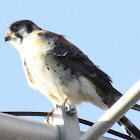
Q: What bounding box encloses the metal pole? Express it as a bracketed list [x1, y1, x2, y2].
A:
[0, 106, 119, 140]
[0, 112, 60, 140]
[80, 80, 140, 140]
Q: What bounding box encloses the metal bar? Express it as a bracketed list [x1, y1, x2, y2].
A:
[0, 113, 60, 140]
[0, 108, 117, 140]
[0, 111, 132, 139]
[80, 80, 140, 140]
[60, 105, 81, 140]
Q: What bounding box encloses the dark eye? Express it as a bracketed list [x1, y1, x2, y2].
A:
[11, 22, 20, 31]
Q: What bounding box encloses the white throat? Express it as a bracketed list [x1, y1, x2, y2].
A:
[10, 39, 23, 53]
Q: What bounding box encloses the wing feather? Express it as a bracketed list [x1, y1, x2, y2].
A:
[39, 31, 122, 106]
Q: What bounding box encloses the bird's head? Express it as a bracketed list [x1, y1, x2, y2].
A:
[4, 20, 42, 52]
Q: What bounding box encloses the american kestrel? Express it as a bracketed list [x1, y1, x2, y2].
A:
[5, 20, 140, 138]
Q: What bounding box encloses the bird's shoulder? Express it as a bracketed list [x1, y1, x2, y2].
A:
[23, 30, 82, 53]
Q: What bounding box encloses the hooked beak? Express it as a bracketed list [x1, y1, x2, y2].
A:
[4, 35, 10, 42]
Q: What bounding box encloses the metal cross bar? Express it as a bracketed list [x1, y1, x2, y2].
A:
[80, 80, 140, 140]
[0, 111, 133, 139]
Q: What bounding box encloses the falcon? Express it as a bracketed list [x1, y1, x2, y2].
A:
[4, 20, 140, 139]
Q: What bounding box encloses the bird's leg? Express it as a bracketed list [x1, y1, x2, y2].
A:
[46, 98, 68, 123]
[46, 109, 54, 123]
[62, 97, 68, 106]
[56, 98, 68, 108]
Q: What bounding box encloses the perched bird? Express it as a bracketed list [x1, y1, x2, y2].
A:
[5, 20, 140, 139]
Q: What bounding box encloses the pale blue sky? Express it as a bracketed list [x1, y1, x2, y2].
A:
[0, 0, 140, 139]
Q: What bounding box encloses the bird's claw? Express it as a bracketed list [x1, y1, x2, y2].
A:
[46, 98, 68, 123]
[46, 109, 54, 123]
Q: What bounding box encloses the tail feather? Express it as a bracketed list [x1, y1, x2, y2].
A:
[118, 116, 140, 139]
[93, 80, 140, 139]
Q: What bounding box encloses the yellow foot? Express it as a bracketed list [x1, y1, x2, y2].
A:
[46, 109, 54, 123]
[62, 98, 68, 106]
[46, 98, 68, 122]
[56, 98, 68, 108]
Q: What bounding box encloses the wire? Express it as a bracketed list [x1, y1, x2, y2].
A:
[2, 111, 48, 116]
[78, 118, 134, 140]
[1, 111, 134, 140]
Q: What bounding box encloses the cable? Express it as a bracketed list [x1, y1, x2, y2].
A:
[78, 118, 134, 140]
[2, 111, 48, 116]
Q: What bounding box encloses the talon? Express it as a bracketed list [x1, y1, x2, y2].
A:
[46, 109, 54, 123]
[56, 104, 60, 109]
[46, 98, 68, 123]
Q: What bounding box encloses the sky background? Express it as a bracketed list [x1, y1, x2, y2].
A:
[0, 0, 140, 139]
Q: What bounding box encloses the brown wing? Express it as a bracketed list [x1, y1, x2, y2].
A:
[37, 31, 122, 106]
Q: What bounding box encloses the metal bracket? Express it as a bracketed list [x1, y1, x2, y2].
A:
[44, 105, 81, 140]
